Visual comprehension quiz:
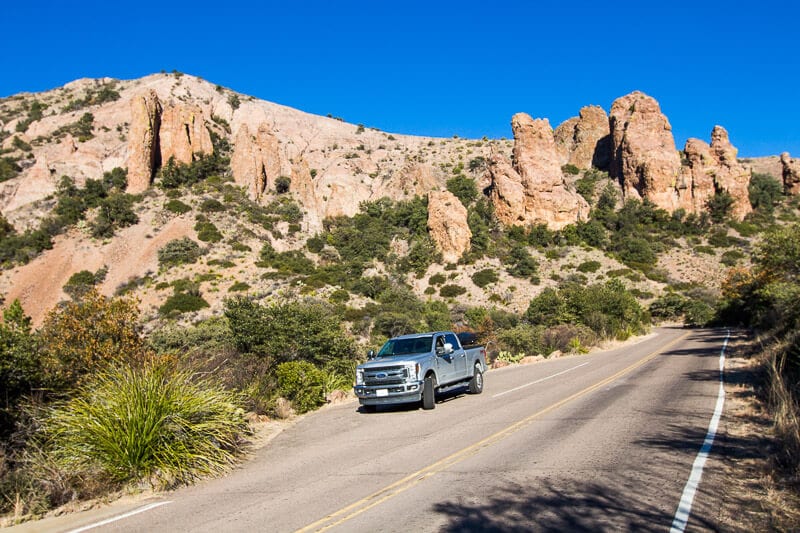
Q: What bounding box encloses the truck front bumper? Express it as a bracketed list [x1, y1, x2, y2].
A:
[354, 381, 423, 405]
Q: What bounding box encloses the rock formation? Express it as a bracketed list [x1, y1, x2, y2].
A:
[781, 152, 800, 195]
[609, 91, 682, 211]
[126, 91, 161, 193]
[158, 103, 213, 166]
[427, 190, 471, 263]
[679, 126, 752, 219]
[378, 163, 440, 199]
[486, 114, 588, 230]
[554, 105, 612, 170]
[231, 123, 281, 199]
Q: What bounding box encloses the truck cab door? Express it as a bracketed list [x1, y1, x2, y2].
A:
[445, 332, 468, 379]
[434, 334, 456, 384]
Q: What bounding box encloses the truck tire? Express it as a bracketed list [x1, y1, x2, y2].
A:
[468, 363, 484, 394]
[422, 375, 436, 410]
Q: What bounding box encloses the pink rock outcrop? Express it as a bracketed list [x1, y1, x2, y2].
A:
[158, 103, 213, 166]
[231, 123, 281, 199]
[427, 190, 471, 264]
[679, 127, 752, 220]
[126, 90, 161, 193]
[554, 105, 612, 170]
[781, 152, 800, 195]
[609, 91, 682, 210]
[486, 114, 588, 230]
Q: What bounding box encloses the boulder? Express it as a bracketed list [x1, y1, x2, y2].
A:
[231, 123, 281, 199]
[485, 114, 588, 230]
[678, 138, 717, 213]
[158, 103, 213, 166]
[609, 91, 682, 211]
[427, 190, 471, 264]
[126, 90, 161, 193]
[554, 105, 612, 170]
[781, 152, 800, 195]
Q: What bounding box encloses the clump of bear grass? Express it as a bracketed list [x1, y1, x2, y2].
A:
[41, 362, 250, 489]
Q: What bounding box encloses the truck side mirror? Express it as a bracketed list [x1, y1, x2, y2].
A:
[440, 343, 454, 356]
[368, 350, 375, 359]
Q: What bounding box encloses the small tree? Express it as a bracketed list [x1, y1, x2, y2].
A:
[275, 176, 291, 194]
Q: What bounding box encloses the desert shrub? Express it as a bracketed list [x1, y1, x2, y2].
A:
[90, 193, 139, 238]
[649, 292, 688, 321]
[706, 190, 735, 223]
[200, 198, 225, 212]
[195, 221, 223, 243]
[527, 224, 556, 248]
[429, 273, 446, 286]
[576, 260, 601, 273]
[507, 245, 540, 282]
[497, 324, 545, 356]
[275, 176, 291, 194]
[576, 220, 608, 248]
[224, 298, 356, 369]
[561, 163, 580, 175]
[165, 199, 192, 214]
[440, 284, 467, 298]
[0, 156, 21, 182]
[306, 235, 325, 253]
[228, 281, 250, 292]
[472, 268, 499, 288]
[39, 290, 146, 390]
[158, 152, 229, 189]
[159, 292, 209, 316]
[158, 238, 202, 267]
[542, 324, 597, 354]
[721, 249, 745, 266]
[328, 289, 349, 304]
[53, 112, 95, 141]
[749, 172, 783, 216]
[42, 362, 248, 487]
[495, 350, 525, 364]
[62, 269, 103, 300]
[0, 301, 41, 436]
[446, 175, 478, 206]
[276, 361, 325, 414]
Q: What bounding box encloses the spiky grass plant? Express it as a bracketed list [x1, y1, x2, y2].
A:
[42, 363, 249, 488]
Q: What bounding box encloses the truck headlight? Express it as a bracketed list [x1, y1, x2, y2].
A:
[406, 363, 419, 381]
[356, 368, 364, 386]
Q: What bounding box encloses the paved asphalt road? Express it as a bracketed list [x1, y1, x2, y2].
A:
[15, 327, 733, 532]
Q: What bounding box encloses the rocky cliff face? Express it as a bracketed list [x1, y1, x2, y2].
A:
[231, 123, 281, 199]
[158, 103, 213, 166]
[427, 190, 471, 263]
[781, 152, 800, 195]
[609, 91, 683, 211]
[126, 91, 162, 193]
[485, 114, 588, 230]
[554, 105, 612, 170]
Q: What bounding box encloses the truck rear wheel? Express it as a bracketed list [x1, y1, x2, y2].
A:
[468, 363, 484, 394]
[422, 375, 436, 410]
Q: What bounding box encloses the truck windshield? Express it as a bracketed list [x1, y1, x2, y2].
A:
[377, 336, 433, 357]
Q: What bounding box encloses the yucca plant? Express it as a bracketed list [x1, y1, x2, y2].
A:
[42, 362, 249, 488]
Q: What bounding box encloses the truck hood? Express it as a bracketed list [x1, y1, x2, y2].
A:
[358, 353, 431, 369]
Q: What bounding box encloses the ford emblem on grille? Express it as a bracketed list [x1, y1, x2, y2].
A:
[376, 372, 387, 379]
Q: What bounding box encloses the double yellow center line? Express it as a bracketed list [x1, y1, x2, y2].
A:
[296, 331, 690, 532]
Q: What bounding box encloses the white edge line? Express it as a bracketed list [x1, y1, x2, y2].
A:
[492, 362, 591, 398]
[670, 329, 729, 532]
[66, 501, 172, 533]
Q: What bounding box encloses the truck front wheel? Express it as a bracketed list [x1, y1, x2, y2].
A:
[468, 364, 484, 394]
[422, 375, 436, 410]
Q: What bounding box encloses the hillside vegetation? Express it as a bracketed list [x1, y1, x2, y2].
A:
[1, 74, 799, 523]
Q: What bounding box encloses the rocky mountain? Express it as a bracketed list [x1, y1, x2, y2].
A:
[0, 74, 791, 325]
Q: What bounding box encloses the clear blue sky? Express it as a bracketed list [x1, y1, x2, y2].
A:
[2, 0, 798, 156]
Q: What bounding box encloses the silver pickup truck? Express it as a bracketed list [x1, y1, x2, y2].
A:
[354, 331, 487, 410]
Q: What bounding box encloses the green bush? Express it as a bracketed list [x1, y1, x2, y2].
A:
[721, 249, 745, 266]
[276, 361, 325, 414]
[706, 190, 735, 223]
[446, 175, 478, 206]
[42, 363, 248, 487]
[0, 156, 22, 182]
[472, 268, 499, 288]
[275, 176, 291, 194]
[195, 221, 223, 243]
[749, 172, 783, 216]
[63, 269, 101, 300]
[158, 238, 202, 267]
[0, 301, 41, 436]
[228, 281, 250, 292]
[440, 284, 467, 298]
[561, 163, 580, 175]
[429, 273, 446, 286]
[200, 198, 225, 212]
[165, 199, 192, 214]
[576, 260, 602, 273]
[159, 292, 209, 316]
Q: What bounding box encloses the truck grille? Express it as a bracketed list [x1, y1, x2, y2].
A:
[363, 365, 407, 386]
